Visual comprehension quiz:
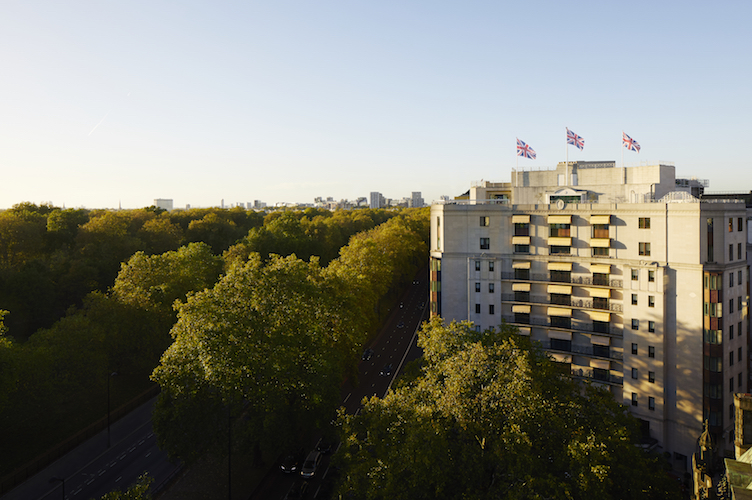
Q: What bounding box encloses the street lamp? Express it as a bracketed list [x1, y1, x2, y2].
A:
[49, 476, 65, 499]
[107, 371, 118, 448]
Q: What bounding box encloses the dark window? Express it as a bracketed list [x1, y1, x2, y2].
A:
[550, 245, 570, 255]
[514, 312, 530, 324]
[649, 397, 655, 411]
[475, 261, 481, 271]
[593, 297, 609, 310]
[649, 321, 655, 333]
[648, 346, 655, 358]
[593, 368, 609, 381]
[730, 377, 735, 392]
[704, 356, 722, 372]
[593, 321, 609, 334]
[592, 247, 609, 256]
[488, 283, 494, 293]
[648, 296, 655, 307]
[489, 261, 494, 272]
[480, 238, 490, 250]
[514, 244, 530, 254]
[648, 270, 655, 282]
[730, 244, 734, 261]
[639, 242, 651, 256]
[739, 296, 743, 311]
[739, 243, 743, 260]
[549, 223, 571, 237]
[731, 404, 735, 420]
[514, 268, 530, 280]
[593, 273, 609, 286]
[632, 343, 638, 355]
[631, 319, 639, 330]
[705, 383, 722, 398]
[707, 218, 714, 262]
[632, 393, 638, 406]
[480, 216, 489, 227]
[729, 351, 734, 366]
[632, 294, 638, 305]
[489, 304, 495, 315]
[730, 299, 734, 314]
[514, 291, 530, 302]
[550, 270, 571, 283]
[730, 218, 734, 232]
[550, 293, 570, 305]
[631, 368, 638, 379]
[551, 338, 571, 351]
[739, 217, 744, 232]
[649, 371, 655, 383]
[739, 347, 743, 362]
[514, 223, 530, 236]
[632, 269, 639, 281]
[475, 283, 481, 293]
[639, 217, 651, 229]
[704, 329, 722, 344]
[730, 324, 734, 339]
[550, 316, 571, 329]
[593, 345, 609, 358]
[731, 272, 735, 287]
[475, 304, 481, 314]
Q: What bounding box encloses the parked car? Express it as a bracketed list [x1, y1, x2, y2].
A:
[379, 364, 393, 377]
[280, 450, 305, 473]
[316, 438, 334, 454]
[300, 450, 322, 479]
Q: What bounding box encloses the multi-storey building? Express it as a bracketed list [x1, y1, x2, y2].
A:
[430, 161, 749, 468]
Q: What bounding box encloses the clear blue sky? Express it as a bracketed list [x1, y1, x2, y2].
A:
[1, 1, 750, 209]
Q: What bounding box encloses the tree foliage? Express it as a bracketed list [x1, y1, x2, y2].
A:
[336, 318, 680, 500]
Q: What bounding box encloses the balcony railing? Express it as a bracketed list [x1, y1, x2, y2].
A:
[501, 294, 623, 312]
[571, 367, 624, 385]
[537, 340, 623, 361]
[501, 273, 623, 288]
[502, 315, 622, 336]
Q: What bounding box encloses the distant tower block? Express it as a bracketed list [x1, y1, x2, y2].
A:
[154, 198, 173, 211]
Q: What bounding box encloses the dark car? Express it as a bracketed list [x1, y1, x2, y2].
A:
[379, 364, 393, 377]
[361, 348, 374, 361]
[300, 450, 322, 479]
[284, 480, 308, 499]
[397, 321, 405, 328]
[280, 451, 304, 473]
[316, 438, 334, 454]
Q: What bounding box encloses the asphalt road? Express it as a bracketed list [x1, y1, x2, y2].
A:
[251, 270, 429, 500]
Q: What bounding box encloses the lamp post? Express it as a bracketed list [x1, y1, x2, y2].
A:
[49, 476, 65, 499]
[107, 371, 118, 448]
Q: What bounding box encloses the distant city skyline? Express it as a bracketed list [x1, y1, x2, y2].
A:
[1, 1, 750, 209]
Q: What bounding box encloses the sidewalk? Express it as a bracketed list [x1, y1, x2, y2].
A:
[1, 396, 159, 500]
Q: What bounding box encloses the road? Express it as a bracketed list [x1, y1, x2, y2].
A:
[251, 271, 428, 500]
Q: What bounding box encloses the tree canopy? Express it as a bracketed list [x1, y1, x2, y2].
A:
[335, 318, 680, 500]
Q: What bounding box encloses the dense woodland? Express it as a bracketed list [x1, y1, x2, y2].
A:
[0, 203, 424, 477]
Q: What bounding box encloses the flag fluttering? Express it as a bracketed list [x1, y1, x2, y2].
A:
[566, 128, 584, 150]
[516, 138, 536, 159]
[622, 132, 641, 152]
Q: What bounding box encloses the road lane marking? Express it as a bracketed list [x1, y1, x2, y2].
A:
[146, 451, 152, 458]
[116, 476, 122, 482]
[343, 392, 351, 403]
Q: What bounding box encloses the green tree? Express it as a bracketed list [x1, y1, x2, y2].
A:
[151, 253, 361, 463]
[336, 318, 680, 500]
[136, 216, 184, 255]
[99, 473, 152, 500]
[185, 212, 243, 253]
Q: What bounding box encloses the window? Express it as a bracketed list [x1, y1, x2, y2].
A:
[488, 283, 494, 293]
[705, 329, 722, 344]
[738, 296, 742, 311]
[648, 296, 655, 308]
[648, 270, 655, 282]
[731, 273, 735, 287]
[631, 319, 639, 330]
[649, 371, 655, 383]
[480, 238, 490, 250]
[489, 261, 494, 272]
[514, 290, 530, 302]
[632, 269, 639, 281]
[739, 322, 743, 339]
[739, 243, 743, 260]
[639, 242, 651, 256]
[549, 223, 571, 237]
[632, 393, 638, 407]
[551, 338, 572, 351]
[739, 270, 743, 285]
[514, 244, 530, 254]
[514, 223, 530, 236]
[730, 244, 734, 261]
[632, 294, 638, 305]
[550, 245, 570, 255]
[550, 270, 571, 283]
[593, 345, 609, 358]
[649, 321, 655, 333]
[639, 217, 651, 229]
[475, 304, 481, 314]
[631, 368, 638, 379]
[514, 268, 530, 280]
[730, 351, 734, 366]
[739, 347, 743, 362]
[730, 218, 734, 232]
[648, 346, 655, 358]
[739, 217, 744, 232]
[730, 299, 734, 314]
[632, 343, 638, 355]
[489, 304, 495, 315]
[592, 224, 609, 239]
[480, 216, 489, 227]
[475, 283, 481, 293]
[731, 377, 735, 392]
[706, 383, 722, 399]
[731, 404, 735, 420]
[705, 356, 723, 372]
[649, 397, 655, 411]
[730, 324, 734, 339]
[592, 247, 609, 257]
[475, 261, 481, 271]
[707, 218, 714, 262]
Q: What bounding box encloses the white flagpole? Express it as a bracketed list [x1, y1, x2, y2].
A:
[565, 128, 569, 185]
[621, 131, 624, 169]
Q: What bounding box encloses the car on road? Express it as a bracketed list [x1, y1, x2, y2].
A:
[316, 438, 334, 454]
[361, 348, 374, 361]
[300, 450, 322, 479]
[397, 321, 405, 328]
[283, 480, 308, 499]
[280, 450, 305, 473]
[379, 364, 393, 377]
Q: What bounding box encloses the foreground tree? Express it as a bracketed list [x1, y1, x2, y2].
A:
[336, 318, 680, 500]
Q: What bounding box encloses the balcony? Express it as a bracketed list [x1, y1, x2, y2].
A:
[537, 340, 623, 361]
[571, 367, 623, 386]
[501, 273, 623, 288]
[502, 315, 622, 336]
[501, 294, 623, 312]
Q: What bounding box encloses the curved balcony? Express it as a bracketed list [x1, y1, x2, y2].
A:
[501, 294, 623, 312]
[501, 272, 623, 288]
[502, 315, 622, 337]
[536, 340, 623, 361]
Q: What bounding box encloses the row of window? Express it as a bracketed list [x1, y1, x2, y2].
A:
[729, 217, 744, 232]
[729, 243, 745, 261]
[631, 343, 655, 357]
[631, 294, 656, 307]
[474, 304, 495, 315]
[703, 296, 744, 317]
[631, 319, 656, 332]
[704, 348, 745, 371]
[631, 368, 656, 383]
[704, 322, 745, 344]
[631, 393, 656, 410]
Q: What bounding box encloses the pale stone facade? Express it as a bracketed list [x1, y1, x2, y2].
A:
[430, 162, 749, 468]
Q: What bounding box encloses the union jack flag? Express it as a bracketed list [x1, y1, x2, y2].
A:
[516, 138, 536, 159]
[622, 132, 641, 152]
[566, 128, 584, 150]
